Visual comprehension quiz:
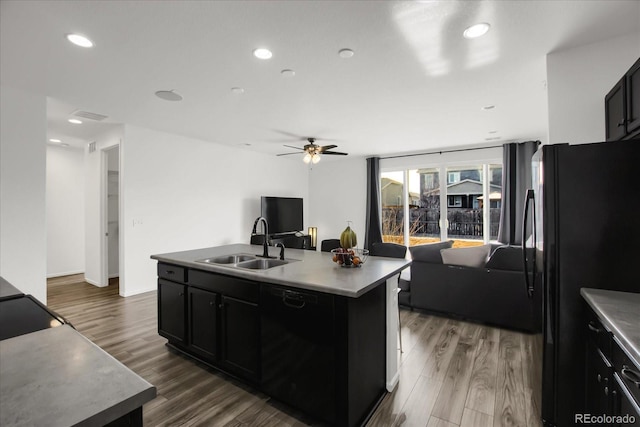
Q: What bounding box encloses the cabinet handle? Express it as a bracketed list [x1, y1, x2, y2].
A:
[604, 386, 609, 396]
[617, 120, 626, 127]
[209, 301, 214, 306]
[597, 373, 602, 383]
[588, 322, 602, 333]
[219, 303, 225, 310]
[621, 366, 640, 387]
[166, 270, 175, 275]
[178, 292, 184, 296]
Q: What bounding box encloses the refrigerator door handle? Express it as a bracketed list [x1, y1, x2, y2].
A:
[522, 189, 536, 298]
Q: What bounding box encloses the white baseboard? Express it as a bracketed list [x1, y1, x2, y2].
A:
[84, 277, 107, 288]
[386, 371, 400, 392]
[47, 270, 84, 279]
[121, 286, 156, 297]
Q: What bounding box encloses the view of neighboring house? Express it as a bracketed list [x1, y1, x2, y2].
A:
[382, 166, 503, 242]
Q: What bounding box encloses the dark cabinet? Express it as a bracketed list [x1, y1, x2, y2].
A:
[606, 57, 640, 141]
[158, 266, 260, 383]
[188, 287, 219, 360]
[219, 295, 260, 381]
[585, 302, 640, 425]
[158, 279, 186, 344]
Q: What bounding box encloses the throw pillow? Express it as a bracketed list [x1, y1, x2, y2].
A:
[409, 240, 453, 263]
[485, 245, 524, 271]
[440, 244, 491, 268]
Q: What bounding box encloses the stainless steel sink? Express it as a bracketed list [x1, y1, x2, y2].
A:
[195, 254, 295, 270]
[236, 258, 289, 270]
[196, 254, 257, 264]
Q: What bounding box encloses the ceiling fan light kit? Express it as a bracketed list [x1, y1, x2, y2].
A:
[277, 137, 348, 163]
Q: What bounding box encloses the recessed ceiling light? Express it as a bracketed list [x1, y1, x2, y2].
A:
[481, 105, 495, 111]
[49, 138, 62, 143]
[281, 69, 296, 77]
[488, 130, 498, 134]
[231, 87, 245, 94]
[485, 137, 501, 141]
[60, 143, 70, 147]
[463, 23, 490, 39]
[68, 119, 83, 124]
[66, 33, 94, 48]
[338, 48, 355, 59]
[253, 48, 272, 59]
[155, 90, 183, 101]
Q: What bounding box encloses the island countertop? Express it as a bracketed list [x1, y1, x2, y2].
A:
[151, 244, 410, 297]
[581, 287, 640, 364]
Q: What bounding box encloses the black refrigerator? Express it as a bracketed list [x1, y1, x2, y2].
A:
[524, 139, 640, 426]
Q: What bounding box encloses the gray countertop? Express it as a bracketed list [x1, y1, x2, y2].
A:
[0, 276, 23, 300]
[151, 244, 411, 297]
[581, 288, 640, 364]
[0, 325, 156, 427]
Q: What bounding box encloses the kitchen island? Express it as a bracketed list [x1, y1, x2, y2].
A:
[151, 244, 410, 427]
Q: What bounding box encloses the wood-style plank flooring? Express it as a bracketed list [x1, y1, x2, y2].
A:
[47, 275, 542, 427]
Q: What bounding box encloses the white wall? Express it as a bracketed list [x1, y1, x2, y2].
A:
[0, 86, 47, 303]
[46, 145, 85, 277]
[547, 32, 640, 145]
[120, 125, 309, 296]
[84, 126, 124, 286]
[308, 157, 367, 248]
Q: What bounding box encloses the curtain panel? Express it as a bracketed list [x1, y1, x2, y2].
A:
[497, 140, 540, 245]
[365, 157, 383, 249]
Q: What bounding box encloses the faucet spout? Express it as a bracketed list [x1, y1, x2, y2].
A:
[252, 216, 275, 259]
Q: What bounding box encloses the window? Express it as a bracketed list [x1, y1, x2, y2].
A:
[381, 171, 405, 245]
[447, 196, 462, 207]
[381, 161, 502, 247]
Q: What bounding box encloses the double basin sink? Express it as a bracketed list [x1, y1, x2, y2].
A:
[195, 254, 292, 270]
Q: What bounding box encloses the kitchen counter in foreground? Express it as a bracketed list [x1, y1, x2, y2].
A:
[581, 288, 640, 363]
[0, 325, 156, 427]
[151, 243, 410, 297]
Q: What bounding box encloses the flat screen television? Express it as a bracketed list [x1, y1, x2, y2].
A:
[261, 196, 303, 235]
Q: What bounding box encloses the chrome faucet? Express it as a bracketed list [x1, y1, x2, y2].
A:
[252, 216, 275, 259]
[275, 243, 285, 260]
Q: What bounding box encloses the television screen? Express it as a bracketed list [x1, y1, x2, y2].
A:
[261, 197, 303, 235]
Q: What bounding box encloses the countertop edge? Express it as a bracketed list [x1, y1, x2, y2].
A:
[580, 288, 640, 365]
[151, 247, 410, 298]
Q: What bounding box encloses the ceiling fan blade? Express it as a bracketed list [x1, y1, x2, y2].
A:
[283, 144, 305, 151]
[318, 145, 337, 152]
[323, 151, 348, 156]
[276, 152, 303, 156]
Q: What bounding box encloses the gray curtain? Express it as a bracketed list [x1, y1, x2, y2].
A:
[497, 141, 540, 245]
[365, 157, 383, 249]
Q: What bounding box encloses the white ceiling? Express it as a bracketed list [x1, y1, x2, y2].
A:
[1, 1, 639, 157]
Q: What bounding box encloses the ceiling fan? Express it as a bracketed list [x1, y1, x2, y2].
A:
[277, 137, 348, 164]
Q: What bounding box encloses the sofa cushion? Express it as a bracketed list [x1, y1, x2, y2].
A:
[440, 244, 491, 268]
[485, 245, 524, 271]
[409, 241, 453, 263]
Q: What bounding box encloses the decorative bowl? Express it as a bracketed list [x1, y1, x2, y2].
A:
[330, 248, 369, 268]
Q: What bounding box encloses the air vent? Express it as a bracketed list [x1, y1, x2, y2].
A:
[72, 110, 108, 121]
[88, 141, 96, 153]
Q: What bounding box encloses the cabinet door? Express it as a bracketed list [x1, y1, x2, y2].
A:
[158, 279, 186, 343]
[614, 373, 640, 426]
[606, 77, 627, 141]
[626, 58, 640, 135]
[188, 287, 219, 361]
[220, 295, 260, 381]
[585, 343, 612, 416]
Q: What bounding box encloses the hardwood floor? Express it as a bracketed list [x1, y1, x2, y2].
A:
[47, 275, 542, 427]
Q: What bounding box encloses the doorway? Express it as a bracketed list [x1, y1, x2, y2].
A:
[102, 145, 120, 290]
